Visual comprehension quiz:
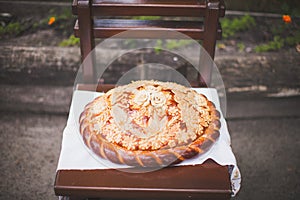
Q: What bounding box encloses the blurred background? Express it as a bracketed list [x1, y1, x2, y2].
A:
[0, 0, 299, 199]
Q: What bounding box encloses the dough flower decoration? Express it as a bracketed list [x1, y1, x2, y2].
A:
[133, 90, 150, 106]
[150, 92, 167, 107]
[133, 87, 166, 108]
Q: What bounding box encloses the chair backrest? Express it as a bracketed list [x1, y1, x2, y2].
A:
[72, 0, 225, 87]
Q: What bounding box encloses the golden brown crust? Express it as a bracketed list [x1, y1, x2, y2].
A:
[79, 80, 221, 167]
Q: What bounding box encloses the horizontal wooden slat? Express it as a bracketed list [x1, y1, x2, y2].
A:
[72, 0, 225, 17]
[76, 83, 115, 92]
[55, 160, 231, 199]
[74, 19, 222, 39]
[93, 0, 206, 5]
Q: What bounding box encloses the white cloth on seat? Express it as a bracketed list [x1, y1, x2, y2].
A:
[56, 88, 241, 196]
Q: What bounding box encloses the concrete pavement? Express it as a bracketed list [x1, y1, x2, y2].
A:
[0, 84, 299, 199]
[0, 113, 66, 200]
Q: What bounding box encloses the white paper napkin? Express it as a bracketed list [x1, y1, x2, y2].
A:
[56, 88, 241, 196]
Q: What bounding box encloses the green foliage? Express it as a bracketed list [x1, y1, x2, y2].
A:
[47, 8, 73, 22]
[254, 30, 300, 52]
[0, 22, 23, 37]
[270, 23, 285, 36]
[32, 22, 40, 30]
[124, 39, 137, 49]
[59, 34, 80, 47]
[32, 8, 74, 30]
[154, 39, 163, 53]
[221, 14, 256, 39]
[166, 40, 193, 50]
[132, 16, 161, 20]
[154, 39, 193, 53]
[254, 36, 284, 52]
[237, 42, 245, 52]
[285, 31, 300, 46]
[0, 7, 75, 42]
[275, 0, 300, 16]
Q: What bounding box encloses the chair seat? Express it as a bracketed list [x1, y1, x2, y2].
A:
[74, 19, 222, 39]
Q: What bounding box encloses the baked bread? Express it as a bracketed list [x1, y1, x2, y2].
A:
[79, 80, 221, 167]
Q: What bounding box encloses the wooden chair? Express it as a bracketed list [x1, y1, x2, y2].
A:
[55, 0, 231, 199]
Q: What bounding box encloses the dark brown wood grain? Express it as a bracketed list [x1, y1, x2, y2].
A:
[73, 0, 225, 17]
[74, 19, 222, 40]
[55, 159, 231, 199]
